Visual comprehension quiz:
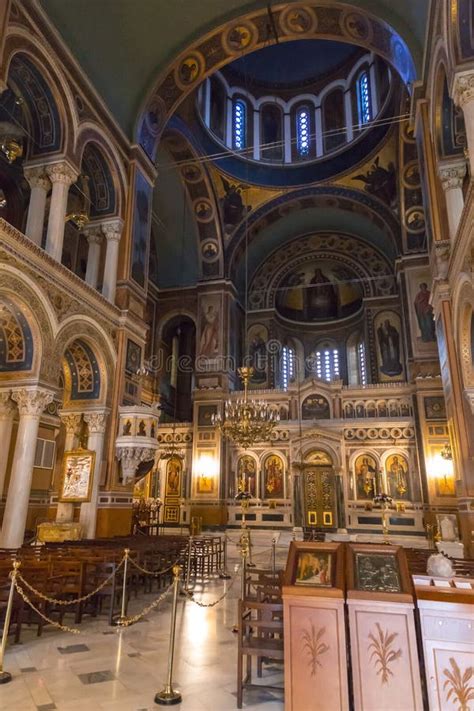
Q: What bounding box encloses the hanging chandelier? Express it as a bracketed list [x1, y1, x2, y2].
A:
[212, 366, 279, 448]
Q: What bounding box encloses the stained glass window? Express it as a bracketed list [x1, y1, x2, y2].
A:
[282, 345, 296, 390]
[358, 341, 367, 385]
[314, 348, 340, 381]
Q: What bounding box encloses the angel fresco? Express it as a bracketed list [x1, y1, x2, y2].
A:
[220, 177, 251, 232]
[352, 157, 397, 208]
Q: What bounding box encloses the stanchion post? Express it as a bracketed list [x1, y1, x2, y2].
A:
[180, 536, 193, 596]
[155, 565, 182, 706]
[116, 548, 129, 626]
[232, 530, 248, 634]
[218, 535, 231, 580]
[0, 560, 20, 684]
[271, 537, 276, 574]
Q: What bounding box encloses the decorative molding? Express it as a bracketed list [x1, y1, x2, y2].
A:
[59, 411, 82, 434]
[11, 387, 54, 416]
[452, 70, 474, 108]
[84, 410, 108, 434]
[0, 391, 14, 418]
[438, 160, 467, 191]
[45, 161, 79, 186]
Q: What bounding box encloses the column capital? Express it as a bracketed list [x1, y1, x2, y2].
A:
[84, 410, 108, 434]
[83, 225, 103, 245]
[23, 166, 51, 192]
[452, 70, 474, 108]
[101, 218, 124, 242]
[0, 391, 15, 418]
[59, 411, 83, 434]
[45, 161, 79, 187]
[438, 159, 467, 191]
[11, 387, 54, 417]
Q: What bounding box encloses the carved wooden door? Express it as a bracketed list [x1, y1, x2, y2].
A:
[303, 466, 337, 530]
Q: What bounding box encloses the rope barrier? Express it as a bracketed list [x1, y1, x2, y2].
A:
[181, 564, 242, 608]
[119, 581, 175, 627]
[15, 557, 125, 606]
[12, 576, 81, 635]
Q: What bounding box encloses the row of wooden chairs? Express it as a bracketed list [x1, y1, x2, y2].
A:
[237, 565, 285, 708]
[0, 535, 195, 643]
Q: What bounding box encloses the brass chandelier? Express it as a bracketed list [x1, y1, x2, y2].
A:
[212, 366, 279, 449]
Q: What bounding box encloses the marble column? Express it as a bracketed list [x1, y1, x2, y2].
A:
[23, 167, 50, 246]
[84, 226, 102, 289]
[79, 411, 108, 538]
[453, 71, 474, 176]
[0, 391, 15, 501]
[56, 412, 82, 523]
[45, 161, 78, 261]
[101, 218, 123, 303]
[438, 159, 466, 240]
[0, 387, 54, 549]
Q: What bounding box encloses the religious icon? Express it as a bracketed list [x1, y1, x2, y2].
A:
[248, 325, 268, 385]
[178, 56, 200, 85]
[414, 283, 436, 342]
[237, 455, 256, 497]
[355, 552, 402, 593]
[375, 313, 403, 378]
[354, 454, 378, 499]
[59, 450, 95, 502]
[385, 454, 410, 499]
[263, 454, 284, 498]
[295, 551, 332, 587]
[196, 473, 214, 494]
[302, 395, 330, 420]
[435, 472, 456, 497]
[199, 300, 219, 357]
[165, 457, 182, 497]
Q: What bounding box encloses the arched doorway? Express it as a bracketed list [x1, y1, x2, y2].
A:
[302, 449, 338, 532]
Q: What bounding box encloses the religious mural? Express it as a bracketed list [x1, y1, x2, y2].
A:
[405, 267, 437, 357]
[219, 177, 251, 234]
[275, 260, 363, 322]
[198, 295, 220, 357]
[385, 454, 410, 499]
[354, 454, 378, 500]
[263, 454, 284, 498]
[165, 457, 182, 497]
[247, 324, 268, 386]
[131, 171, 152, 287]
[374, 311, 405, 381]
[301, 394, 330, 420]
[352, 157, 397, 208]
[237, 455, 256, 497]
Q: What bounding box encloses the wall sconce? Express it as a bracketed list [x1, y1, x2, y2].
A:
[440, 443, 453, 461]
[66, 174, 90, 229]
[0, 189, 6, 209]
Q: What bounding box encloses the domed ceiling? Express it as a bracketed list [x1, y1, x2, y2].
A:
[39, 0, 430, 135]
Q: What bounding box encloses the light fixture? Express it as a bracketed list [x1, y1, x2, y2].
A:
[441, 443, 453, 460]
[66, 174, 90, 229]
[0, 121, 24, 163]
[0, 189, 6, 209]
[212, 366, 279, 448]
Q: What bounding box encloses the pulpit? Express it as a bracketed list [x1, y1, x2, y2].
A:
[282, 541, 349, 711]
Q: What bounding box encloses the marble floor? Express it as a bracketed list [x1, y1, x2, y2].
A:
[0, 535, 285, 711]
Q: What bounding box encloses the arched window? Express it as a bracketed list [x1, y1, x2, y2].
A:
[281, 345, 296, 390]
[313, 347, 340, 381]
[261, 104, 283, 161]
[356, 70, 372, 125]
[233, 99, 246, 151]
[296, 106, 310, 157]
[358, 341, 368, 385]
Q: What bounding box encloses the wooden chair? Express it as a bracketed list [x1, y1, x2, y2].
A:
[237, 599, 284, 709]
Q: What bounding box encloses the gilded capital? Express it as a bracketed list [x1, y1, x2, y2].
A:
[452, 71, 474, 108]
[101, 218, 124, 242]
[84, 411, 108, 434]
[60, 412, 83, 435]
[438, 161, 466, 191]
[11, 388, 54, 417]
[45, 161, 79, 187]
[23, 166, 51, 192]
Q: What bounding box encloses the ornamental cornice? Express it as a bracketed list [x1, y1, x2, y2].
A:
[83, 226, 103, 244]
[11, 387, 54, 416]
[452, 70, 474, 108]
[101, 218, 124, 241]
[59, 412, 83, 433]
